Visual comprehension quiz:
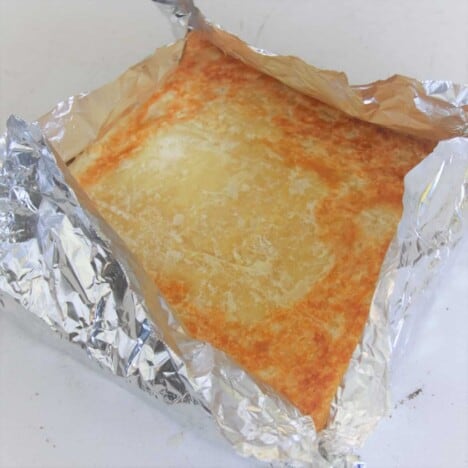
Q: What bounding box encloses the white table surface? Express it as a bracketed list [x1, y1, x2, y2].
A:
[1, 1, 467, 467]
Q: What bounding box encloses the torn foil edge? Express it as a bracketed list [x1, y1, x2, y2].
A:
[0, 116, 327, 467]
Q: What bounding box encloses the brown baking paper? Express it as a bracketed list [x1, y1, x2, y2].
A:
[39, 4, 467, 161]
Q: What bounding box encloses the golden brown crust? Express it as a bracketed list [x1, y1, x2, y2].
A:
[71, 32, 434, 430]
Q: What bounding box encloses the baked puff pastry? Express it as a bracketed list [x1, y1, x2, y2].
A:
[70, 32, 434, 430]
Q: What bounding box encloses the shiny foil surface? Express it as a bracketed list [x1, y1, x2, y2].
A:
[1, 0, 468, 466]
[0, 117, 323, 466]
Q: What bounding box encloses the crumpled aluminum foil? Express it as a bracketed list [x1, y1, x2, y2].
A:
[1, 1, 468, 466]
[0, 116, 323, 466]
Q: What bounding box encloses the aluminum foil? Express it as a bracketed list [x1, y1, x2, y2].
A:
[2, 1, 468, 466]
[0, 116, 324, 466]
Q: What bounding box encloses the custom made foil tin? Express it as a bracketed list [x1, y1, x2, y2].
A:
[1, 1, 467, 466]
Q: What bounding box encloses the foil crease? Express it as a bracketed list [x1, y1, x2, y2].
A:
[2, 1, 468, 466]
